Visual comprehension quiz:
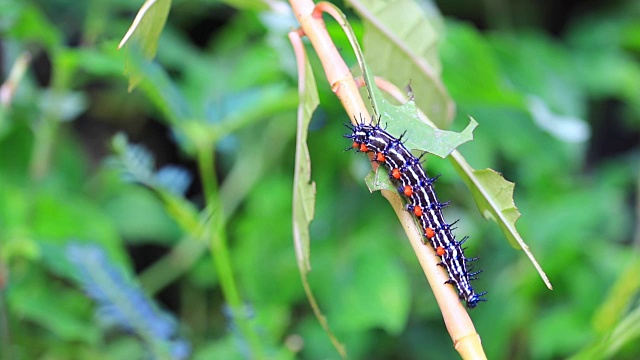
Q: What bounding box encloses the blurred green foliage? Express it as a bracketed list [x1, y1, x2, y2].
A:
[1, 0, 639, 359]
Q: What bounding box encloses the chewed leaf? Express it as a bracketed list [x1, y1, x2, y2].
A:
[469, 169, 521, 238]
[352, 28, 476, 158]
[450, 155, 553, 290]
[324, 1, 471, 157]
[382, 104, 477, 158]
[351, 0, 455, 128]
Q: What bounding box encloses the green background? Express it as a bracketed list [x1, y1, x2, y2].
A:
[1, 0, 639, 359]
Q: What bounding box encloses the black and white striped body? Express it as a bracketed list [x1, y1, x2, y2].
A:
[346, 122, 486, 308]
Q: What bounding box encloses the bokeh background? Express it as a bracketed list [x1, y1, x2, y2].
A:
[1, 0, 639, 359]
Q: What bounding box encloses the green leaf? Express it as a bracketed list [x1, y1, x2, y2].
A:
[465, 168, 521, 235]
[449, 156, 553, 290]
[292, 50, 318, 276]
[331, 3, 475, 157]
[103, 186, 182, 245]
[336, 4, 475, 158]
[381, 104, 477, 158]
[118, 0, 172, 90]
[290, 32, 347, 359]
[350, 0, 455, 128]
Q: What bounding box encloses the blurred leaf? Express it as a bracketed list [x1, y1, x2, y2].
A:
[220, 0, 269, 11]
[0, 236, 40, 261]
[32, 192, 124, 254]
[572, 300, 640, 360]
[66, 243, 190, 360]
[155, 166, 192, 196]
[7, 269, 99, 343]
[119, 0, 172, 90]
[350, 0, 455, 128]
[130, 58, 191, 123]
[489, 32, 586, 118]
[110, 134, 201, 235]
[570, 47, 640, 116]
[205, 84, 298, 140]
[526, 95, 589, 144]
[440, 21, 524, 107]
[0, 0, 26, 33]
[193, 336, 245, 360]
[5, 4, 61, 49]
[111, 133, 193, 195]
[176, 17, 285, 97]
[103, 338, 148, 360]
[111, 134, 154, 183]
[103, 186, 182, 245]
[566, 7, 639, 51]
[38, 89, 87, 122]
[0, 181, 32, 240]
[593, 259, 640, 334]
[65, 44, 128, 78]
[603, 305, 640, 359]
[219, 118, 297, 219]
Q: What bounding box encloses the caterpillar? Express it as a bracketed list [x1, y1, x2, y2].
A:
[346, 118, 486, 308]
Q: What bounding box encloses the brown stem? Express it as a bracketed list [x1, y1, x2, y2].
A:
[291, 0, 369, 120]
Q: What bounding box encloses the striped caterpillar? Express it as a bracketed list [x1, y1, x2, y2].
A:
[346, 119, 486, 308]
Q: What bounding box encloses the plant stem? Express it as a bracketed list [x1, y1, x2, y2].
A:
[196, 144, 264, 359]
[0, 263, 10, 360]
[30, 117, 58, 180]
